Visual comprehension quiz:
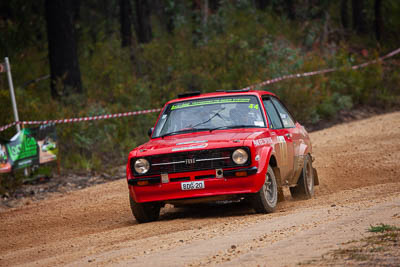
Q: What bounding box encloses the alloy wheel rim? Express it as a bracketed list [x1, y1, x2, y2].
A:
[306, 161, 313, 192]
[264, 172, 276, 204]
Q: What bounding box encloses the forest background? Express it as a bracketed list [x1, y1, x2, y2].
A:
[0, 0, 399, 188]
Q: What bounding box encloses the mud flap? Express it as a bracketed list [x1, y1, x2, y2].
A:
[313, 167, 319, 186]
[273, 167, 285, 202]
[277, 187, 285, 202]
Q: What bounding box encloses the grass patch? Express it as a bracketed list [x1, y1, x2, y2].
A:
[368, 223, 400, 233]
[331, 248, 371, 261]
[299, 224, 400, 266]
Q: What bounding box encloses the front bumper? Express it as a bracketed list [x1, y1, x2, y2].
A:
[128, 167, 260, 203]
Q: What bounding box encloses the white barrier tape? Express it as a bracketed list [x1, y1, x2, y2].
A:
[243, 47, 400, 90]
[1, 48, 399, 132]
[0, 108, 162, 132]
[0, 122, 17, 132]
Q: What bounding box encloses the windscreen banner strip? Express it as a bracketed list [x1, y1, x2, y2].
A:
[171, 98, 251, 110]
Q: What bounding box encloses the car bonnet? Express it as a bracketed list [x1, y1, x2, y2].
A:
[133, 130, 259, 157]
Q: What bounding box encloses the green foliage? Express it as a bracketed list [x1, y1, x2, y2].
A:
[368, 224, 400, 233]
[0, 1, 399, 176]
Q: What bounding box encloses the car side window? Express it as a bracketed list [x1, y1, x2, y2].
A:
[271, 98, 296, 128]
[263, 99, 283, 129]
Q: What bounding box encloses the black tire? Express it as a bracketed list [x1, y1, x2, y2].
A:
[290, 154, 314, 199]
[129, 194, 161, 223]
[251, 165, 278, 213]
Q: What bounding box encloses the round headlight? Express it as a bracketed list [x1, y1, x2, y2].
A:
[232, 149, 248, 165]
[134, 158, 150, 174]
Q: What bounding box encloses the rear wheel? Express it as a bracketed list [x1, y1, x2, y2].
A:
[129, 194, 161, 223]
[251, 165, 278, 213]
[290, 154, 314, 199]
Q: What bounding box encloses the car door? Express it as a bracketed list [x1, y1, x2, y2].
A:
[270, 97, 302, 184]
[262, 97, 295, 184]
[270, 98, 310, 185]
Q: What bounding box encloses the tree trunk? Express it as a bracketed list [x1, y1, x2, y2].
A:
[72, 0, 81, 23]
[134, 0, 152, 44]
[285, 0, 295, 20]
[374, 0, 382, 41]
[45, 0, 82, 99]
[120, 0, 133, 47]
[255, 0, 269, 11]
[202, 0, 209, 26]
[352, 0, 367, 34]
[153, 0, 174, 34]
[209, 0, 220, 12]
[191, 0, 201, 44]
[340, 0, 349, 29]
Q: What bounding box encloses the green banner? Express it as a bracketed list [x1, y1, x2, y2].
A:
[0, 125, 58, 173]
[0, 144, 11, 173]
[6, 128, 39, 169]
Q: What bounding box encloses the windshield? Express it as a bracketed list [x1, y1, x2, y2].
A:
[152, 95, 266, 138]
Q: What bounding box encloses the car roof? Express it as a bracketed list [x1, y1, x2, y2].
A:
[166, 90, 277, 105]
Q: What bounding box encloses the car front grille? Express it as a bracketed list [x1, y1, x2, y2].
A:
[131, 147, 250, 176]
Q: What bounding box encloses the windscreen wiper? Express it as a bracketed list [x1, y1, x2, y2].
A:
[191, 107, 226, 129]
[210, 125, 264, 132]
[159, 128, 211, 138]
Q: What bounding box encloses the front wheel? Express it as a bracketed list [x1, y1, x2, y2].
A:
[251, 165, 278, 213]
[129, 194, 161, 223]
[290, 154, 314, 199]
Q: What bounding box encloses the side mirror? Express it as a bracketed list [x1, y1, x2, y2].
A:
[148, 127, 154, 138]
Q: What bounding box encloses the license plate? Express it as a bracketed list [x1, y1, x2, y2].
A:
[181, 181, 205, 190]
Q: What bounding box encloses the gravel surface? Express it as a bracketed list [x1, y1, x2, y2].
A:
[0, 111, 399, 267]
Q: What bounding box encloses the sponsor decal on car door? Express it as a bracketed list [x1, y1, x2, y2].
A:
[277, 135, 287, 164]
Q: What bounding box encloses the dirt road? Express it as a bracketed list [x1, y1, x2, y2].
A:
[1, 112, 399, 266]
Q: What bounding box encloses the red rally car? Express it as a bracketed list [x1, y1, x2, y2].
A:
[126, 90, 319, 223]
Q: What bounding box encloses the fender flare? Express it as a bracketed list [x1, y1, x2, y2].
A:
[126, 149, 139, 180]
[299, 142, 309, 156]
[253, 145, 283, 192]
[292, 141, 312, 185]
